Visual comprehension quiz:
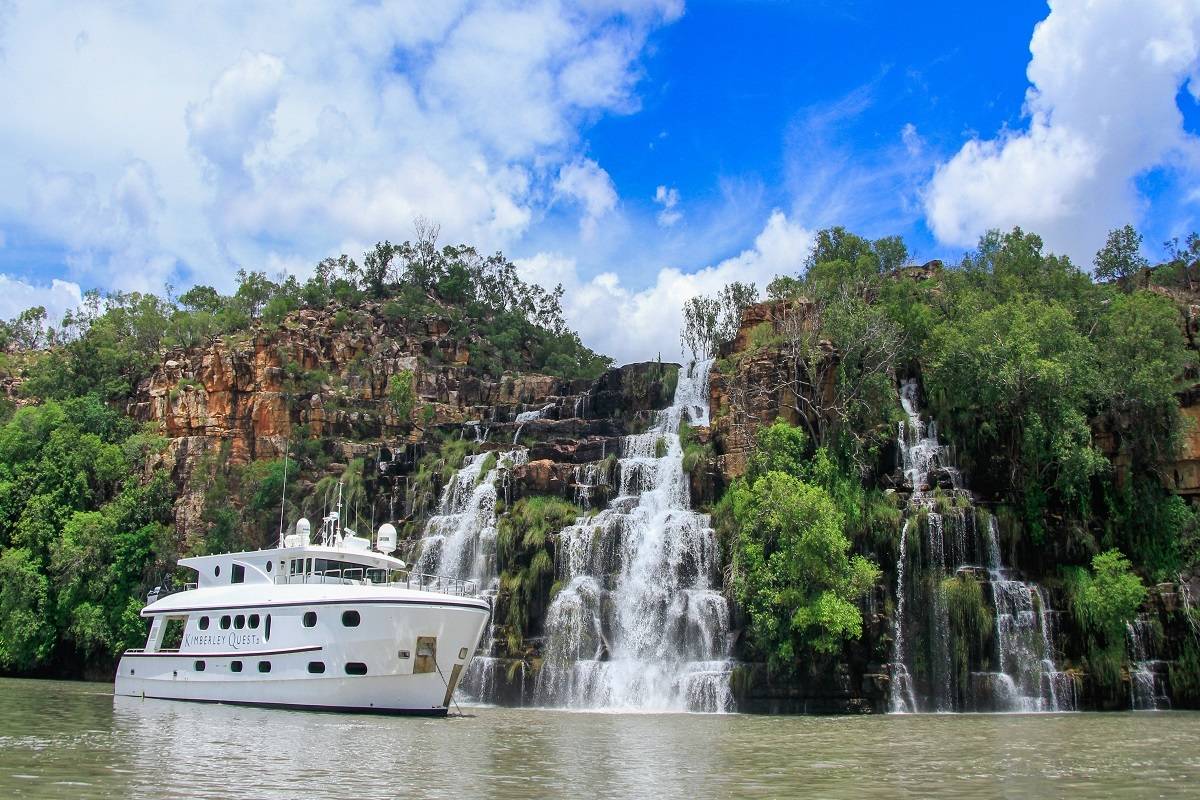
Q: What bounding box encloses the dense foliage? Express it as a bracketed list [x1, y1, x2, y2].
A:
[0, 398, 173, 673]
[724, 422, 880, 672]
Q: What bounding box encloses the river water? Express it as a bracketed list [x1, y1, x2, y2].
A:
[2, 678, 1199, 799]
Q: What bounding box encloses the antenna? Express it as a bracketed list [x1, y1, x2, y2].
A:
[277, 439, 289, 549]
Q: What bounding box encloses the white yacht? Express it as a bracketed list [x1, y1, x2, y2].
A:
[114, 502, 490, 715]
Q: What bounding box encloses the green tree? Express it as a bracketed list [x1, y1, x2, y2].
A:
[730, 470, 879, 667]
[1093, 224, 1148, 289]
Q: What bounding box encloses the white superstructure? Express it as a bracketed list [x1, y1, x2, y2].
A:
[114, 498, 490, 716]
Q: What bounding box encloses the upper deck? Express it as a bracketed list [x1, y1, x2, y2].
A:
[159, 542, 479, 603]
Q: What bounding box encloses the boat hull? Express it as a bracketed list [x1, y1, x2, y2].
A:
[114, 596, 489, 714]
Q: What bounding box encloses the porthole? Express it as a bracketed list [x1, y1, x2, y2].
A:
[266, 560, 273, 573]
[220, 615, 231, 630]
[258, 661, 272, 673]
[307, 661, 326, 674]
[215, 564, 221, 577]
[234, 614, 245, 630]
[249, 614, 260, 629]
[265, 614, 271, 641]
[341, 610, 361, 627]
[231, 660, 243, 673]
[198, 616, 210, 630]
[303, 611, 317, 627]
[344, 662, 368, 676]
[194, 660, 206, 672]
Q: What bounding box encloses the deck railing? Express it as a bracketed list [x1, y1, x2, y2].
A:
[272, 569, 479, 597]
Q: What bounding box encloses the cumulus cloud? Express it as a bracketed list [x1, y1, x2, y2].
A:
[0, 1, 681, 291]
[554, 158, 618, 239]
[654, 185, 681, 227]
[0, 276, 83, 325]
[518, 210, 813, 363]
[925, 0, 1200, 261]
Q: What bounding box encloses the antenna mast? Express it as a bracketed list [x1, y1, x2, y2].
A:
[277, 439, 289, 548]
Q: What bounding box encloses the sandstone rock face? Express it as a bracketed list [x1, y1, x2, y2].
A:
[709, 299, 831, 483]
[133, 304, 589, 540]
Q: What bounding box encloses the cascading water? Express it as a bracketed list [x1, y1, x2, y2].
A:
[889, 379, 1075, 713]
[535, 359, 735, 712]
[1127, 615, 1170, 710]
[413, 448, 527, 701]
[513, 404, 554, 444]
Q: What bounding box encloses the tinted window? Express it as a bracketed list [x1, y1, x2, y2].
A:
[265, 614, 271, 641]
[258, 661, 271, 673]
[341, 610, 361, 627]
[303, 611, 317, 627]
[198, 616, 210, 630]
[220, 615, 231, 630]
[307, 661, 326, 674]
[249, 614, 260, 629]
[231, 563, 245, 584]
[234, 614, 245, 629]
[344, 662, 368, 676]
[194, 660, 206, 671]
[231, 660, 243, 673]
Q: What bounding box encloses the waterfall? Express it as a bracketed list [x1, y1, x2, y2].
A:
[513, 404, 553, 444]
[888, 379, 1074, 713]
[1127, 615, 1170, 710]
[889, 520, 918, 713]
[535, 359, 735, 712]
[413, 448, 528, 702]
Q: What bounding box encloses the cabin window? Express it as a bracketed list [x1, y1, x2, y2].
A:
[307, 661, 325, 674]
[194, 660, 206, 671]
[234, 614, 245, 630]
[458, 647, 468, 660]
[231, 563, 245, 584]
[198, 616, 210, 630]
[344, 662, 368, 676]
[161, 618, 185, 650]
[398, 650, 410, 659]
[341, 610, 361, 627]
[266, 560, 273, 573]
[303, 611, 317, 627]
[258, 661, 272, 673]
[214, 564, 221, 577]
[305, 558, 313, 574]
[265, 614, 272, 641]
[220, 615, 231, 630]
[231, 660, 243, 673]
[249, 614, 260, 629]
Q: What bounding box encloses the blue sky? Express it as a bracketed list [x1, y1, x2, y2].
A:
[0, 1, 1198, 362]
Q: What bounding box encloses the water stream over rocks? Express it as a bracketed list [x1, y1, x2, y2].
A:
[535, 359, 735, 711]
[414, 448, 527, 700]
[889, 380, 1075, 713]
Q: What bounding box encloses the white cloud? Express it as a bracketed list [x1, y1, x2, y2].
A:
[0, 1, 680, 290]
[0, 276, 83, 325]
[518, 210, 814, 363]
[554, 158, 618, 239]
[654, 185, 681, 227]
[925, 0, 1200, 262]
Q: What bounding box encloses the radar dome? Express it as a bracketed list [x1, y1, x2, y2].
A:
[375, 523, 398, 554]
[296, 517, 311, 544]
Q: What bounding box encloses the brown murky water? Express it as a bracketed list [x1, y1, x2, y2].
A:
[1, 677, 1198, 798]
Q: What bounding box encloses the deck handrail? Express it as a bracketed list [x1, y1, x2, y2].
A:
[270, 569, 479, 597]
